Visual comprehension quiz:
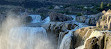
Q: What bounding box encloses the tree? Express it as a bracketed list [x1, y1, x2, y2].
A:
[100, 2, 104, 9]
[107, 3, 110, 7]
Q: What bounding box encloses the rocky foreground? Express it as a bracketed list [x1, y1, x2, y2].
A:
[41, 10, 111, 49]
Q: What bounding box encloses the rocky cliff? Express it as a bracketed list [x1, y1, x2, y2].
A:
[74, 10, 111, 49]
[44, 10, 111, 49]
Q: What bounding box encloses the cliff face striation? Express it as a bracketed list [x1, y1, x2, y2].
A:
[74, 10, 111, 49]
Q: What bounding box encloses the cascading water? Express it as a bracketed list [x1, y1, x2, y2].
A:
[29, 15, 41, 23]
[58, 15, 88, 49]
[57, 31, 69, 49]
[42, 17, 50, 23]
[0, 14, 55, 49]
[0, 27, 55, 49]
[59, 31, 73, 49]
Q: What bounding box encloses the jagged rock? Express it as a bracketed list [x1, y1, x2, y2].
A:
[42, 22, 78, 39]
[106, 33, 111, 49]
[49, 12, 73, 22]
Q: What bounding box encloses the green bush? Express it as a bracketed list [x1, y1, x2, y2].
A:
[63, 5, 71, 8]
[77, 13, 83, 16]
[48, 6, 54, 9]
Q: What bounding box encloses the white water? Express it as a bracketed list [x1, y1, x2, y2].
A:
[0, 14, 89, 49]
[57, 31, 68, 49]
[29, 15, 41, 23]
[69, 15, 88, 31]
[58, 15, 88, 49]
[43, 17, 50, 23]
[0, 27, 55, 49]
[29, 15, 50, 24]
[59, 31, 73, 49]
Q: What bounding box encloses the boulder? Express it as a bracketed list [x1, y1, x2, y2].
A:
[49, 12, 73, 22]
[76, 16, 86, 23]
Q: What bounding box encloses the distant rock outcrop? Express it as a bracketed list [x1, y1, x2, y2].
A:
[76, 12, 102, 25]
[49, 12, 73, 22]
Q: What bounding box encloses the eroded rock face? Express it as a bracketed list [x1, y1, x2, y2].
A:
[74, 26, 111, 49]
[49, 12, 73, 22]
[73, 26, 96, 48]
[96, 10, 111, 30]
[84, 37, 99, 49]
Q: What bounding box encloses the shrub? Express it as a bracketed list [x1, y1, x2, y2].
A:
[77, 13, 83, 16]
[48, 6, 54, 9]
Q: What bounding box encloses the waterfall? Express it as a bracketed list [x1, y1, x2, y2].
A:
[58, 15, 88, 49]
[57, 31, 68, 49]
[43, 17, 50, 23]
[0, 27, 54, 49]
[59, 31, 73, 49]
[29, 15, 41, 23]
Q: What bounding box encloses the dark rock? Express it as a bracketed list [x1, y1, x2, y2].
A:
[49, 12, 73, 22]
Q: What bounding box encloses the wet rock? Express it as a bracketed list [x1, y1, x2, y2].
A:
[42, 22, 78, 39]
